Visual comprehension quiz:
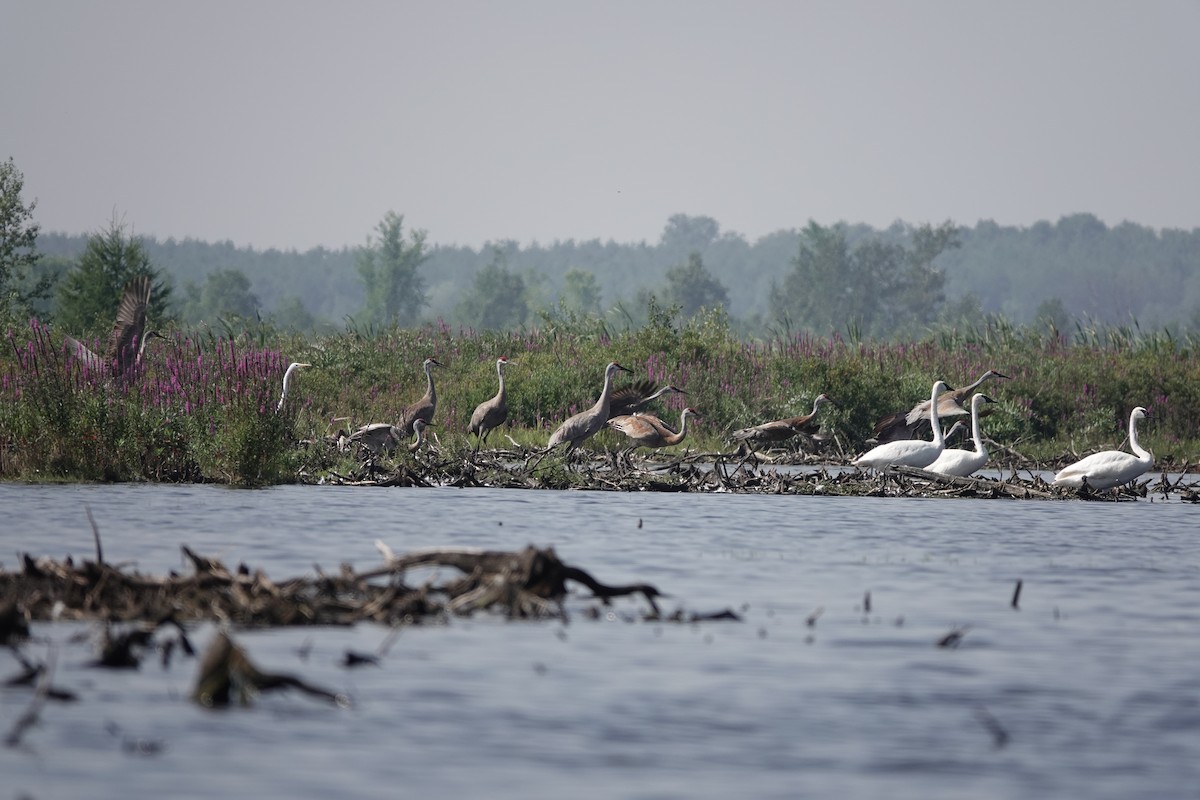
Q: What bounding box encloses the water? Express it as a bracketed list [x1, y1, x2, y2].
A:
[2, 482, 1198, 799]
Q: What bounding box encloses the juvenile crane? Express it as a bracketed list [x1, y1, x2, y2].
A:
[872, 369, 1008, 443]
[468, 357, 510, 451]
[63, 275, 165, 377]
[409, 419, 434, 453]
[347, 422, 403, 456]
[1053, 406, 1153, 491]
[547, 361, 632, 454]
[607, 380, 688, 420]
[925, 393, 997, 477]
[608, 407, 700, 453]
[730, 394, 836, 449]
[853, 380, 951, 470]
[400, 357, 444, 434]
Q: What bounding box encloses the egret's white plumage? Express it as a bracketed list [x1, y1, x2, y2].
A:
[276, 362, 311, 412]
[1053, 407, 1153, 491]
[926, 393, 995, 477]
[853, 380, 950, 470]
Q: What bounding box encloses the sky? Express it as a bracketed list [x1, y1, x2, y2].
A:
[4, 0, 1199, 252]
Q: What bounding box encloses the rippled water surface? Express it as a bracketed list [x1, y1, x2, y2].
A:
[2, 482, 1199, 799]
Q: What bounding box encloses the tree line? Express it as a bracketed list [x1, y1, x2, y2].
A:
[5, 157, 1200, 341]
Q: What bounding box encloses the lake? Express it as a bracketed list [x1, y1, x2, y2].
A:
[2, 481, 1198, 799]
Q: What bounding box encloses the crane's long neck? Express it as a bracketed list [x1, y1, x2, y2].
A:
[929, 383, 945, 448]
[596, 366, 617, 415]
[1129, 411, 1152, 463]
[425, 362, 437, 404]
[496, 362, 506, 400]
[964, 372, 990, 393]
[970, 396, 985, 454]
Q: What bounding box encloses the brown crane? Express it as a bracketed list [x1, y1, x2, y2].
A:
[468, 356, 510, 451]
[606, 380, 687, 420]
[63, 275, 165, 376]
[872, 370, 1008, 443]
[399, 357, 445, 433]
[347, 418, 433, 456]
[608, 407, 700, 452]
[347, 422, 403, 455]
[408, 419, 434, 453]
[731, 393, 836, 448]
[547, 361, 632, 454]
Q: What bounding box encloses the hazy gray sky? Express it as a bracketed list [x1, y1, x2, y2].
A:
[4, 1, 1198, 251]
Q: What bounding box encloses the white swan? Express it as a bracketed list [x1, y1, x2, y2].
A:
[1053, 406, 1153, 491]
[853, 380, 950, 470]
[926, 393, 996, 477]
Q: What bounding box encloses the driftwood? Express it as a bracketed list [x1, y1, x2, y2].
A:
[0, 543, 679, 629]
[192, 630, 346, 708]
[890, 466, 1058, 499]
[307, 447, 1196, 501]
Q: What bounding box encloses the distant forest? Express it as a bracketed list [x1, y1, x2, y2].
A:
[33, 212, 1200, 338]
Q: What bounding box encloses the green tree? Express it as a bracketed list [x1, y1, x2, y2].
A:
[659, 214, 720, 252]
[456, 249, 528, 330]
[0, 157, 51, 317]
[559, 267, 602, 314]
[770, 221, 957, 339]
[181, 268, 261, 324]
[357, 211, 428, 327]
[662, 252, 729, 318]
[270, 295, 318, 333]
[56, 216, 172, 336]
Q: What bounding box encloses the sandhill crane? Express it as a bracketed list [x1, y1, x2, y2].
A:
[853, 380, 951, 470]
[547, 361, 632, 454]
[408, 419, 433, 453]
[872, 369, 1008, 443]
[400, 357, 444, 433]
[925, 393, 997, 477]
[468, 356, 510, 451]
[276, 362, 312, 412]
[1053, 406, 1153, 491]
[63, 275, 165, 377]
[346, 418, 433, 456]
[347, 422, 403, 455]
[607, 380, 687, 420]
[608, 407, 700, 452]
[730, 393, 835, 449]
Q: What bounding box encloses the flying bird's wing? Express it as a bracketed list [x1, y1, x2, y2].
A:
[105, 275, 152, 374]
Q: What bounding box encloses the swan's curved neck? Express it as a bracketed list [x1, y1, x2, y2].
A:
[929, 383, 945, 448]
[970, 396, 985, 453]
[1129, 412, 1151, 461]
